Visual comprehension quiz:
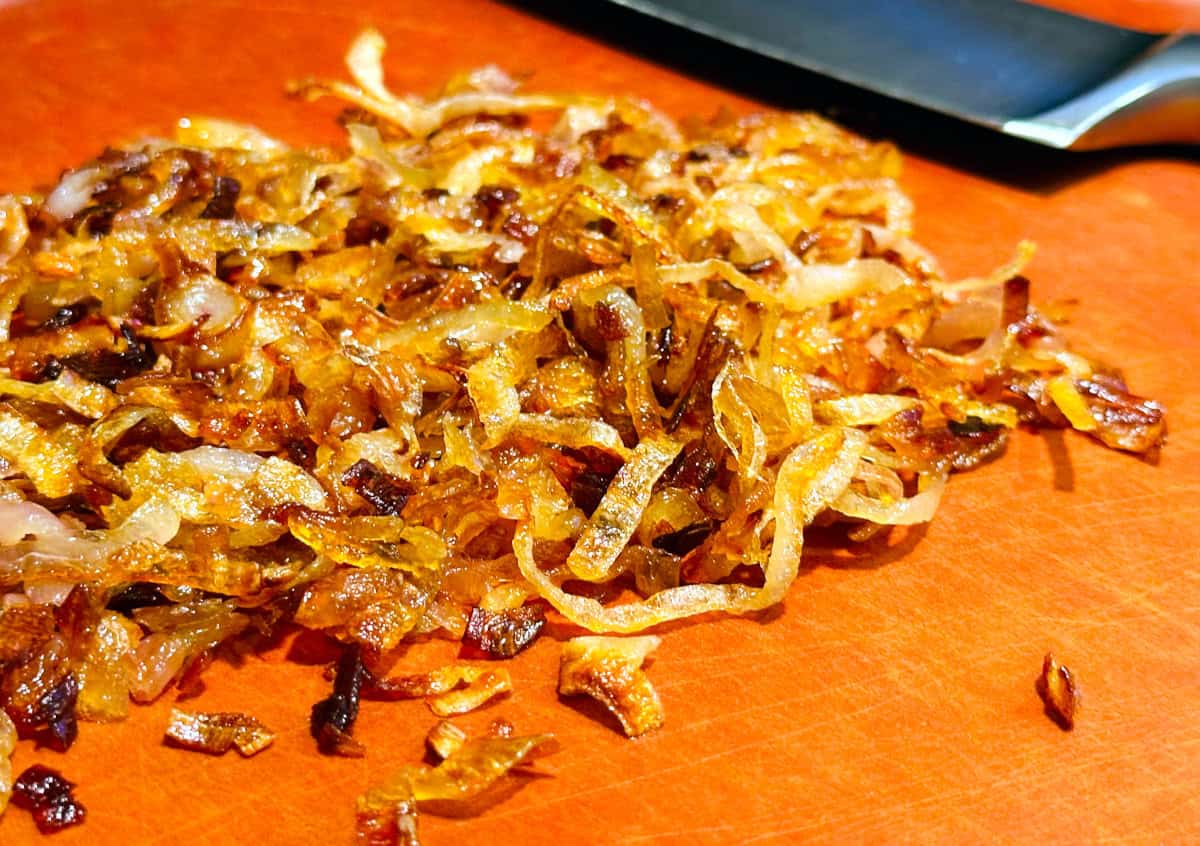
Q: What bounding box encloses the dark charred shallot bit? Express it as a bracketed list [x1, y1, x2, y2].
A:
[311, 645, 367, 757]
[286, 437, 317, 469]
[11, 764, 86, 834]
[500, 272, 533, 300]
[344, 216, 390, 247]
[739, 257, 778, 275]
[105, 583, 171, 614]
[341, 460, 415, 516]
[947, 415, 1002, 436]
[649, 193, 685, 214]
[651, 519, 715, 556]
[1001, 275, 1031, 327]
[33, 675, 79, 752]
[198, 176, 241, 220]
[665, 313, 732, 433]
[655, 322, 673, 364]
[569, 468, 617, 517]
[601, 153, 639, 171]
[165, 708, 275, 756]
[472, 184, 518, 225]
[38, 323, 155, 388]
[660, 440, 717, 491]
[1037, 653, 1080, 730]
[38, 302, 92, 331]
[462, 605, 545, 659]
[558, 636, 664, 738]
[790, 229, 820, 257]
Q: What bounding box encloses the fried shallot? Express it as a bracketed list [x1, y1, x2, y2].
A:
[165, 708, 275, 756]
[1037, 652, 1081, 730]
[559, 635, 664, 737]
[365, 663, 513, 717]
[11, 764, 85, 834]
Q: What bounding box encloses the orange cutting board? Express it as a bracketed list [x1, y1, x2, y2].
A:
[0, 1, 1197, 843]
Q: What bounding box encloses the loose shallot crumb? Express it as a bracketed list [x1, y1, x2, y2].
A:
[1036, 652, 1080, 730]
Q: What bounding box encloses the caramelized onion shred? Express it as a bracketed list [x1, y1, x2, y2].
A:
[0, 26, 1166, 840]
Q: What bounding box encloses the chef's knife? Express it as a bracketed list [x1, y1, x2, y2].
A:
[601, 0, 1200, 150]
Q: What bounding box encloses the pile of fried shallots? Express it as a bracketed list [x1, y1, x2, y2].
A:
[0, 29, 1163, 843]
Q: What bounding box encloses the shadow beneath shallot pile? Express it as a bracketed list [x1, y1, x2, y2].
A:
[800, 523, 931, 572]
[284, 625, 344, 665]
[415, 779, 543, 820]
[1040, 428, 1077, 493]
[421, 770, 555, 820]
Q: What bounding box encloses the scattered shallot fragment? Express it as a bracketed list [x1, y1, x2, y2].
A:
[558, 635, 664, 737]
[1036, 652, 1080, 730]
[425, 720, 469, 761]
[356, 731, 554, 845]
[165, 708, 275, 757]
[11, 764, 86, 834]
[425, 717, 522, 763]
[366, 663, 512, 717]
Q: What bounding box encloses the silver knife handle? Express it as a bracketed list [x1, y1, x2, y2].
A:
[1003, 33, 1200, 150]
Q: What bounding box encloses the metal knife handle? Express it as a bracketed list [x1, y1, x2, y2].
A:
[1003, 33, 1200, 150]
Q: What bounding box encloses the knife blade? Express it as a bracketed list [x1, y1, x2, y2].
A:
[601, 0, 1200, 150]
